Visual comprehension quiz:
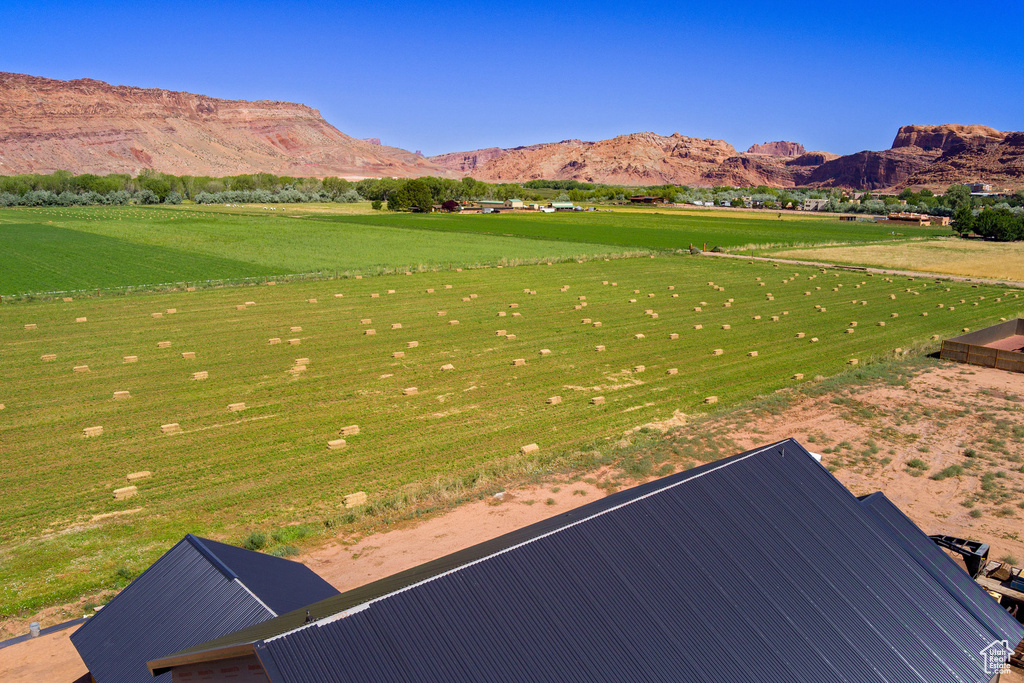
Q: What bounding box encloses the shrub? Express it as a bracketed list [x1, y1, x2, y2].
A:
[906, 458, 928, 470]
[969, 509, 983, 518]
[242, 530, 267, 551]
[931, 465, 964, 480]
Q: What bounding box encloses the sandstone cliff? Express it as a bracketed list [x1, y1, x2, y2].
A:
[891, 124, 1004, 153]
[745, 141, 805, 156]
[0, 73, 445, 178]
[902, 132, 1024, 188]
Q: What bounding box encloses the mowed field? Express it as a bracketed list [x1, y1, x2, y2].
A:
[770, 239, 1024, 282]
[0, 205, 947, 296]
[2, 254, 1022, 615]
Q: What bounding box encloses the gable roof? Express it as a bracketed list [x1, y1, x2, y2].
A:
[71, 534, 338, 683]
[151, 440, 1024, 682]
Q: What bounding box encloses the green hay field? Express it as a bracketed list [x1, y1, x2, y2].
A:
[0, 205, 947, 296]
[1, 255, 1021, 615]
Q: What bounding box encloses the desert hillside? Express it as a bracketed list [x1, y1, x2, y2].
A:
[0, 73, 445, 178]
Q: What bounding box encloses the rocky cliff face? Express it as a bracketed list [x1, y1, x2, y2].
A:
[891, 124, 1004, 153]
[745, 141, 805, 156]
[902, 132, 1024, 188]
[803, 150, 937, 189]
[0, 73, 445, 178]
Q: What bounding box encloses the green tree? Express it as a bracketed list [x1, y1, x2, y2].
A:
[944, 184, 971, 210]
[951, 205, 975, 236]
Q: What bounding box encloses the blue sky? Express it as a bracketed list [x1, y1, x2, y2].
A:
[4, 0, 1022, 157]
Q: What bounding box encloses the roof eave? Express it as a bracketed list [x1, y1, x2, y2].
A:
[148, 642, 257, 676]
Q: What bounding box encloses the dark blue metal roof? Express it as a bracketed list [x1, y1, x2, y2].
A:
[245, 439, 1021, 682]
[71, 535, 338, 682]
[859, 491, 1024, 646]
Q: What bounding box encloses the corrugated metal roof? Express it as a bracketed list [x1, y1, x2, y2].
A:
[161, 439, 1021, 682]
[71, 535, 338, 682]
[859, 492, 1023, 646]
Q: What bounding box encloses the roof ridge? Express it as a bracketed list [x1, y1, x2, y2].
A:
[265, 440, 791, 643]
[186, 534, 238, 581]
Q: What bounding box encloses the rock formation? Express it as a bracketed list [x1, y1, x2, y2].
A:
[745, 141, 805, 156]
[0, 72, 445, 178]
[890, 124, 1004, 153]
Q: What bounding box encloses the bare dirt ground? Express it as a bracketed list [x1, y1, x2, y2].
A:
[5, 359, 1023, 681]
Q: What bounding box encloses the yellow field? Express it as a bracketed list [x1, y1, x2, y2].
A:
[770, 239, 1024, 282]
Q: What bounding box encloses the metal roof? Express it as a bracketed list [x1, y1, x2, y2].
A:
[858, 491, 1023, 646]
[71, 535, 338, 682]
[152, 439, 1023, 682]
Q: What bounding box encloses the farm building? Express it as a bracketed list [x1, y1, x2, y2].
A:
[548, 201, 580, 211]
[147, 439, 1023, 682]
[940, 318, 1024, 373]
[628, 195, 669, 204]
[801, 198, 829, 211]
[882, 211, 935, 226]
[70, 534, 339, 683]
[503, 198, 524, 209]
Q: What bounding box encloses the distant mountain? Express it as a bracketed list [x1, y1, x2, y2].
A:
[745, 141, 805, 156]
[0, 73, 446, 178]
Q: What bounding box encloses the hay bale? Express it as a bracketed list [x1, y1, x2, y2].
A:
[41, 354, 57, 362]
[877, 321, 886, 327]
[771, 316, 779, 322]
[629, 299, 637, 303]
[539, 349, 551, 356]
[355, 275, 363, 280]
[920, 312, 928, 317]
[547, 396, 562, 405]
[365, 329, 377, 335]
[633, 365, 645, 373]
[426, 288, 435, 293]
[439, 311, 448, 316]
[393, 351, 405, 358]
[932, 334, 941, 340]
[648, 293, 655, 298]
[723, 302, 731, 308]
[124, 355, 138, 363]
[793, 373, 804, 380]
[192, 371, 208, 380]
[634, 333, 645, 339]
[948, 306, 955, 311]
[360, 319, 372, 325]
[894, 348, 903, 354]
[694, 324, 703, 330]
[962, 327, 970, 332]
[669, 333, 679, 340]
[289, 365, 306, 375]
[672, 294, 679, 298]
[295, 358, 309, 366]
[611, 282, 617, 286]
[512, 358, 526, 366]
[848, 359, 859, 366]
[391, 323, 403, 329]
[406, 341, 420, 350]
[581, 318, 591, 324]
[704, 396, 718, 404]
[74, 365, 90, 373]
[521, 443, 540, 455]
[649, 313, 659, 319]
[591, 396, 605, 405]
[578, 296, 586, 301]
[289, 338, 302, 345]
[157, 341, 171, 348]
[291, 326, 303, 332]
[403, 387, 418, 395]
[113, 391, 130, 400]
[668, 286, 675, 290]
[445, 284, 453, 289]
[441, 363, 456, 371]
[595, 345, 606, 352]
[593, 321, 602, 327]
[127, 471, 151, 482]
[388, 289, 396, 295]
[449, 320, 459, 325]
[83, 426, 103, 437]
[804, 292, 811, 296]
[245, 301, 256, 306]
[335, 293, 345, 298]
[228, 402, 246, 412]
[166, 308, 177, 315]
[462, 297, 471, 302]
[575, 305, 583, 310]
[308, 298, 318, 304]
[344, 492, 368, 508]
[24, 324, 37, 330]
[890, 313, 898, 318]
[236, 305, 247, 311]
[371, 293, 380, 298]
[810, 337, 819, 343]
[509, 303, 518, 308]
[890, 294, 897, 300]
[721, 324, 731, 330]
[161, 423, 181, 434]
[635, 289, 642, 294]
[845, 328, 855, 334]
[181, 352, 195, 360]
[113, 486, 137, 500]
[666, 368, 678, 375]
[76, 317, 88, 323]
[753, 315, 761, 320]
[269, 338, 281, 345]
[152, 312, 163, 319]
[328, 439, 347, 450]
[748, 351, 759, 357]
[340, 425, 360, 436]
[712, 349, 724, 356]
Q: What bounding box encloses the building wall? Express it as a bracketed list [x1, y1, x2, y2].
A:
[171, 655, 268, 682]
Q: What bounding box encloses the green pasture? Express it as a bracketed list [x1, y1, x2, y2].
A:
[1, 255, 1021, 614]
[0, 205, 948, 296]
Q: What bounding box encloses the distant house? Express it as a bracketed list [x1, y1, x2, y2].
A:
[477, 200, 504, 209]
[149, 439, 1024, 682]
[628, 195, 669, 204]
[504, 198, 524, 209]
[971, 182, 995, 194]
[71, 534, 339, 683]
[549, 201, 578, 211]
[802, 198, 829, 211]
